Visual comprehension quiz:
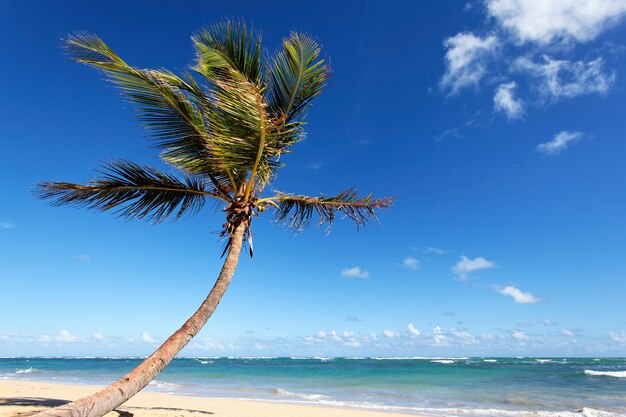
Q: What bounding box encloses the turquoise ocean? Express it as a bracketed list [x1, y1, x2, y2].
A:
[1, 357, 625, 416]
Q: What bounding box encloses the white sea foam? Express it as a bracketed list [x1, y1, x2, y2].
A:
[584, 370, 626, 378]
[431, 359, 455, 364]
[147, 381, 180, 390]
[15, 367, 36, 374]
[536, 359, 553, 363]
[372, 356, 468, 360]
[273, 388, 329, 401]
[314, 357, 333, 362]
[483, 359, 497, 363]
[198, 360, 213, 364]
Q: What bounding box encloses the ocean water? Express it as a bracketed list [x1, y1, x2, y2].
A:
[1, 357, 625, 417]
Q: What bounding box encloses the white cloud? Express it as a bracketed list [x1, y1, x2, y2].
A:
[441, 32, 499, 93]
[512, 330, 529, 341]
[402, 257, 421, 271]
[38, 335, 50, 343]
[452, 256, 496, 281]
[516, 56, 615, 100]
[537, 131, 584, 155]
[141, 331, 155, 344]
[0, 222, 14, 230]
[407, 323, 421, 337]
[451, 329, 477, 344]
[433, 326, 450, 345]
[540, 318, 558, 326]
[609, 330, 626, 343]
[55, 330, 78, 343]
[341, 266, 370, 279]
[424, 247, 448, 255]
[383, 330, 400, 338]
[487, 0, 626, 45]
[561, 328, 575, 337]
[93, 332, 104, 340]
[494, 81, 525, 119]
[497, 285, 541, 303]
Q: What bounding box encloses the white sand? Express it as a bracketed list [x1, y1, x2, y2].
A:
[0, 380, 420, 417]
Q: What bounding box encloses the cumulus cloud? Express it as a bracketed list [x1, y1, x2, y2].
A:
[383, 329, 400, 338]
[440, 1, 622, 120]
[433, 326, 451, 345]
[512, 330, 529, 341]
[496, 285, 541, 303]
[55, 330, 78, 343]
[536, 131, 584, 155]
[440, 32, 499, 94]
[516, 56, 614, 101]
[141, 331, 155, 343]
[93, 332, 104, 340]
[407, 323, 421, 337]
[494, 81, 525, 119]
[609, 330, 626, 343]
[452, 256, 496, 280]
[402, 257, 421, 271]
[341, 266, 370, 279]
[487, 0, 626, 44]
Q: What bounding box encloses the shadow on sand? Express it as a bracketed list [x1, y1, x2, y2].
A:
[0, 397, 215, 416]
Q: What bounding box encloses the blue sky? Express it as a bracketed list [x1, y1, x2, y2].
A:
[2, 0, 626, 357]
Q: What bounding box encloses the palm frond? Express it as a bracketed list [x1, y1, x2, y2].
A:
[192, 20, 263, 86]
[269, 189, 393, 232]
[64, 33, 215, 177]
[35, 160, 220, 223]
[267, 32, 329, 125]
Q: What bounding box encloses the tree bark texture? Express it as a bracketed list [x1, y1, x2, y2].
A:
[32, 224, 247, 417]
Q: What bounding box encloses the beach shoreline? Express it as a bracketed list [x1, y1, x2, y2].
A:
[0, 380, 420, 417]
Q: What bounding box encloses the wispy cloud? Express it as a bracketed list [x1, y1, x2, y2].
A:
[0, 222, 14, 230]
[452, 256, 496, 281]
[74, 255, 91, 262]
[346, 315, 363, 322]
[512, 330, 529, 341]
[516, 56, 614, 101]
[537, 131, 584, 155]
[141, 331, 156, 344]
[402, 257, 420, 271]
[561, 328, 576, 337]
[424, 247, 448, 255]
[609, 330, 626, 343]
[341, 266, 370, 279]
[93, 332, 104, 340]
[493, 81, 525, 119]
[496, 285, 541, 304]
[440, 32, 499, 94]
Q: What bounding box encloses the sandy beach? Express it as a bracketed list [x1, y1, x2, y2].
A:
[0, 380, 418, 417]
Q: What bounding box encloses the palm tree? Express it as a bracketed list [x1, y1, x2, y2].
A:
[34, 20, 392, 417]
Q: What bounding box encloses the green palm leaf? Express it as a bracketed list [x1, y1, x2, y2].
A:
[269, 189, 394, 232]
[64, 33, 216, 178]
[266, 33, 329, 155]
[35, 161, 219, 223]
[192, 20, 263, 86]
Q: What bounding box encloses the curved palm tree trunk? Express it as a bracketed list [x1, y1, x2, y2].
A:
[33, 224, 247, 417]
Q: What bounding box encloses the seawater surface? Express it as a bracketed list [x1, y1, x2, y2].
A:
[1, 357, 625, 417]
